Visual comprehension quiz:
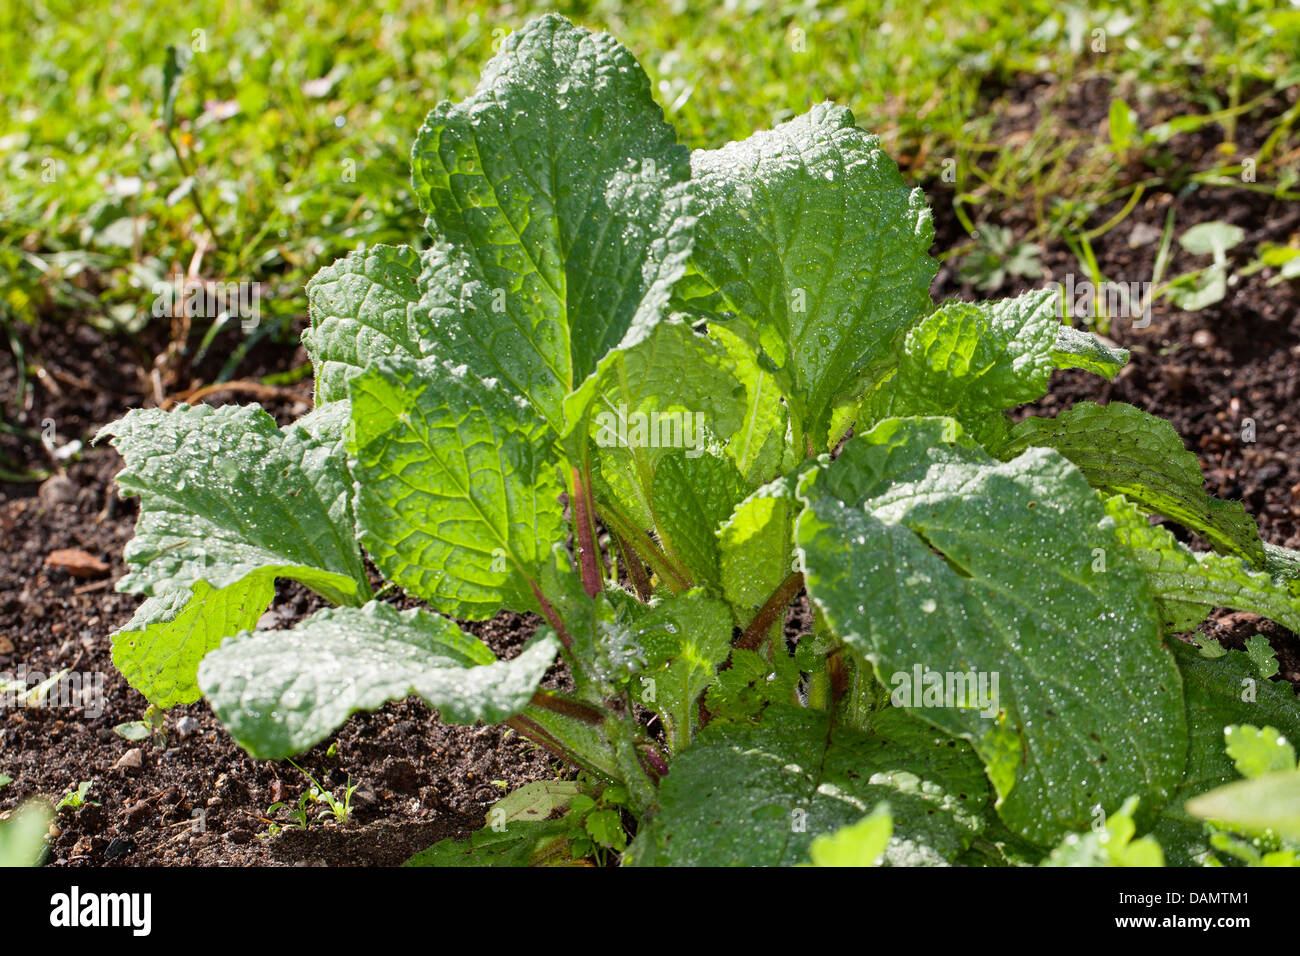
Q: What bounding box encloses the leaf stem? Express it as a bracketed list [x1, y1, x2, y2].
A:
[595, 500, 691, 593]
[612, 530, 654, 601]
[570, 466, 603, 599]
[735, 571, 804, 651]
[528, 689, 605, 726]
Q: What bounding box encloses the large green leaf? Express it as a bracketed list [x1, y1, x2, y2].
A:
[796, 416, 1184, 845]
[304, 244, 424, 404]
[628, 706, 989, 866]
[99, 402, 369, 607]
[578, 318, 747, 530]
[681, 103, 936, 448]
[111, 577, 274, 709]
[717, 474, 798, 621]
[999, 401, 1264, 564]
[408, 14, 695, 435]
[651, 451, 747, 588]
[862, 289, 1060, 443]
[198, 602, 559, 760]
[349, 357, 566, 620]
[1104, 495, 1300, 634]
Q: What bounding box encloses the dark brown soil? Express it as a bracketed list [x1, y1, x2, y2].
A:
[2, 74, 1298, 866]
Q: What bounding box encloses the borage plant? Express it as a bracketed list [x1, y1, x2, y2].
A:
[101, 14, 1300, 866]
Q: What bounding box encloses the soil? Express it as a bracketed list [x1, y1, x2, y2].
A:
[2, 74, 1298, 866]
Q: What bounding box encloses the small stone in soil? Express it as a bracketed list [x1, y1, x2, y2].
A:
[113, 747, 143, 770]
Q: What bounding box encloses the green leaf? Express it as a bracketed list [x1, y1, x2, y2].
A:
[1108, 99, 1139, 151]
[111, 576, 274, 709]
[718, 475, 798, 621]
[796, 416, 1184, 845]
[409, 14, 695, 435]
[682, 103, 936, 448]
[198, 602, 559, 760]
[405, 819, 570, 867]
[863, 289, 1060, 443]
[304, 244, 423, 403]
[1153, 643, 1300, 864]
[633, 590, 733, 751]
[1000, 402, 1265, 564]
[804, 804, 893, 867]
[1187, 770, 1300, 841]
[711, 323, 791, 483]
[629, 706, 988, 866]
[98, 403, 370, 607]
[349, 358, 566, 619]
[1225, 724, 1297, 778]
[1042, 797, 1164, 867]
[1051, 325, 1128, 379]
[1179, 221, 1245, 257]
[489, 781, 585, 825]
[651, 451, 747, 588]
[0, 801, 53, 868]
[1103, 495, 1300, 634]
[580, 318, 748, 529]
[1247, 634, 1282, 680]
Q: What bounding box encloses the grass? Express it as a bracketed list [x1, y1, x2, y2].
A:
[1, 0, 1298, 384]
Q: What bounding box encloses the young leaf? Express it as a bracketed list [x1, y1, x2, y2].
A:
[1041, 797, 1164, 867]
[627, 706, 988, 866]
[303, 244, 423, 403]
[198, 602, 559, 760]
[633, 589, 733, 751]
[1000, 401, 1265, 564]
[1186, 771, 1300, 841]
[578, 318, 748, 529]
[1103, 494, 1300, 634]
[1051, 325, 1128, 379]
[111, 577, 275, 709]
[651, 451, 747, 588]
[99, 403, 370, 607]
[803, 804, 893, 867]
[1224, 725, 1297, 778]
[718, 475, 798, 621]
[681, 103, 936, 448]
[862, 289, 1060, 443]
[796, 416, 1184, 845]
[409, 14, 695, 435]
[349, 357, 566, 620]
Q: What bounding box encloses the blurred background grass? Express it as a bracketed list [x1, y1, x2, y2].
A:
[1, 0, 1298, 377]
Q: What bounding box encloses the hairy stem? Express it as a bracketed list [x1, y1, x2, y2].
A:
[570, 465, 603, 599]
[595, 499, 691, 593]
[528, 689, 606, 726]
[613, 530, 654, 601]
[735, 571, 804, 651]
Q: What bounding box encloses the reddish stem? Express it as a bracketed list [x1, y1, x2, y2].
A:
[734, 571, 804, 651]
[571, 465, 603, 598]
